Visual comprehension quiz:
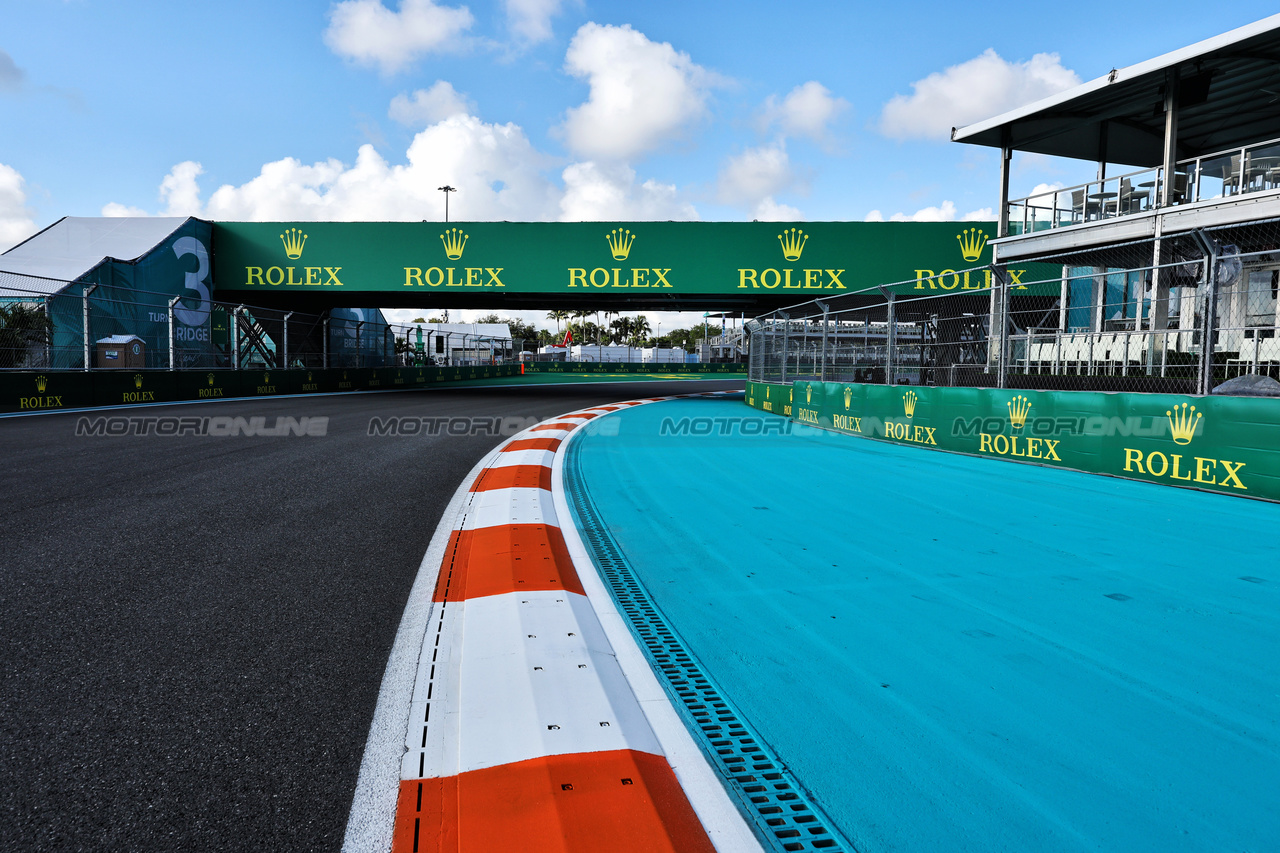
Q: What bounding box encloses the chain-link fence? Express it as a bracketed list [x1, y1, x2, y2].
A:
[0, 273, 517, 372]
[749, 222, 1280, 397]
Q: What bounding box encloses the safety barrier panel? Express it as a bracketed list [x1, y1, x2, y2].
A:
[0, 365, 521, 414]
[521, 362, 746, 374]
[781, 380, 1280, 502]
[744, 380, 793, 418]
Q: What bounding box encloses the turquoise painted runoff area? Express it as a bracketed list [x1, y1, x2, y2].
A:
[570, 396, 1280, 853]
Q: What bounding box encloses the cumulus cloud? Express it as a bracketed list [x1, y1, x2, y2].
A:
[0, 162, 37, 252]
[389, 81, 475, 125]
[106, 115, 571, 222]
[880, 49, 1079, 140]
[324, 0, 474, 74]
[717, 144, 791, 204]
[559, 161, 697, 221]
[505, 0, 569, 44]
[864, 200, 991, 222]
[758, 81, 848, 144]
[0, 49, 24, 92]
[560, 23, 721, 161]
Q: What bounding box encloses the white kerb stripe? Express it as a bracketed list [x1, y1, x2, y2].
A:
[489, 448, 557, 468]
[461, 487, 559, 531]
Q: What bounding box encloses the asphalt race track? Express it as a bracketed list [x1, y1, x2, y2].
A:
[0, 380, 741, 852]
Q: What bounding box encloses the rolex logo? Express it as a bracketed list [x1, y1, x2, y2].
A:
[1167, 403, 1202, 445]
[766, 386, 770, 399]
[281, 227, 307, 260]
[207, 373, 215, 386]
[806, 385, 812, 404]
[307, 371, 313, 381]
[134, 374, 143, 389]
[1007, 394, 1031, 429]
[263, 371, 270, 384]
[778, 227, 808, 262]
[35, 374, 47, 393]
[903, 390, 917, 418]
[843, 386, 852, 410]
[957, 227, 988, 263]
[605, 228, 635, 261]
[440, 227, 468, 260]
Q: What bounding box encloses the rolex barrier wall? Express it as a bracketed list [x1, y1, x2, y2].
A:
[761, 380, 1280, 503]
[0, 365, 520, 414]
[745, 380, 793, 418]
[522, 362, 746, 374]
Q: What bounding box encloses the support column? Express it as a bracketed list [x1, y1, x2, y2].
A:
[1161, 71, 1180, 208]
[168, 296, 180, 370]
[82, 284, 97, 371]
[282, 311, 293, 369]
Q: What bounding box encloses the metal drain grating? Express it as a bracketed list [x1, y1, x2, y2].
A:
[564, 438, 856, 853]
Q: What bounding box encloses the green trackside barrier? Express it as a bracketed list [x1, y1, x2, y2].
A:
[521, 362, 746, 375]
[789, 380, 1280, 503]
[745, 380, 793, 418]
[0, 364, 524, 414]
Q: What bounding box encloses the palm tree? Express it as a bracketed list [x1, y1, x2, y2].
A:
[546, 309, 569, 336]
[630, 314, 653, 347]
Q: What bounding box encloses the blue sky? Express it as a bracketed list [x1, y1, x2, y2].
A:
[2, 0, 1277, 329]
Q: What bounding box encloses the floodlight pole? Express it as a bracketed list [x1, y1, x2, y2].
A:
[438, 185, 457, 222]
[82, 284, 97, 371]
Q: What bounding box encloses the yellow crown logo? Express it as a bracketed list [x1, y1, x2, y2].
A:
[806, 385, 812, 404]
[778, 227, 808, 262]
[35, 374, 47, 393]
[766, 386, 770, 399]
[440, 227, 468, 260]
[307, 371, 313, 381]
[207, 373, 215, 385]
[280, 227, 307, 260]
[903, 390, 917, 418]
[1166, 402, 1202, 445]
[134, 374, 143, 389]
[605, 228, 635, 260]
[843, 386, 852, 409]
[1007, 394, 1031, 429]
[263, 371, 270, 383]
[957, 227, 988, 263]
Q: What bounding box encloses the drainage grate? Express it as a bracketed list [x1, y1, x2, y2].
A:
[564, 438, 856, 853]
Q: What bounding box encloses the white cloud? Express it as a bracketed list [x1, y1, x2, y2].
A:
[111, 115, 699, 224]
[560, 23, 721, 161]
[880, 49, 1080, 140]
[504, 0, 568, 44]
[324, 0, 474, 75]
[389, 81, 475, 126]
[758, 81, 848, 143]
[717, 143, 792, 206]
[864, 200, 991, 222]
[715, 143, 802, 220]
[751, 197, 802, 221]
[559, 161, 697, 221]
[0, 163, 37, 252]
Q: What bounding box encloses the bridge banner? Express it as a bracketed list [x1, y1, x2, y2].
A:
[212, 221, 1058, 298]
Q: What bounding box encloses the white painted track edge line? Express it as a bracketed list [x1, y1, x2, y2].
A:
[552, 405, 767, 853]
[340, 440, 507, 853]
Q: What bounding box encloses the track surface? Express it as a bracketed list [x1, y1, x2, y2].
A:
[573, 397, 1280, 853]
[0, 380, 741, 852]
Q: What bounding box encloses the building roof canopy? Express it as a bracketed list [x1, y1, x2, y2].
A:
[952, 14, 1280, 166]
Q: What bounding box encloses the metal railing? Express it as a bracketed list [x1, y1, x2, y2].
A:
[0, 274, 518, 372]
[749, 239, 1280, 396]
[1006, 136, 1280, 235]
